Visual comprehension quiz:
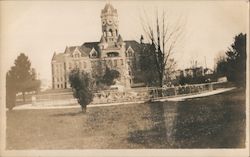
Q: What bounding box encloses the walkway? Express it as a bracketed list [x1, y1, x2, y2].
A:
[11, 87, 235, 110]
[153, 87, 236, 102]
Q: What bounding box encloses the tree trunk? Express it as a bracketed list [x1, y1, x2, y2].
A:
[158, 73, 164, 97]
[81, 105, 87, 113]
[22, 92, 26, 102]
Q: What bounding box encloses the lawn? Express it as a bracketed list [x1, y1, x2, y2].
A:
[6, 88, 246, 149]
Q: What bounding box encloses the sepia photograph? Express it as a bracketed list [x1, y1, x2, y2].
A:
[0, 0, 249, 156]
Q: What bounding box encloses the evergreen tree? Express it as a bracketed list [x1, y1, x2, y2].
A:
[69, 69, 94, 113]
[216, 33, 246, 87]
[6, 53, 41, 108]
[225, 33, 246, 87]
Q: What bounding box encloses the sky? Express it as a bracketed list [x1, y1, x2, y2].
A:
[0, 0, 248, 81]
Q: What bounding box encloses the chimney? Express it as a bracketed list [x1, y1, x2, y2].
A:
[140, 35, 144, 44]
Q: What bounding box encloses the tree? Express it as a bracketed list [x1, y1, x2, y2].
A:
[6, 53, 41, 109]
[141, 10, 184, 87]
[225, 33, 246, 87]
[215, 33, 246, 87]
[101, 67, 120, 86]
[69, 68, 94, 113]
[215, 56, 227, 77]
[140, 43, 159, 86]
[6, 69, 17, 110]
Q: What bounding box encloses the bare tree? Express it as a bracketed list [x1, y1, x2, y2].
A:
[141, 10, 185, 87]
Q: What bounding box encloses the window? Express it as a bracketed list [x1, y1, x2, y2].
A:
[114, 60, 117, 67]
[108, 29, 113, 36]
[74, 53, 80, 58]
[57, 84, 59, 88]
[74, 62, 77, 68]
[107, 52, 119, 57]
[120, 59, 123, 65]
[79, 62, 82, 68]
[128, 61, 131, 66]
[128, 50, 133, 57]
[84, 62, 86, 68]
[97, 61, 101, 66]
[69, 63, 72, 70]
[107, 30, 112, 37]
[109, 60, 113, 67]
[92, 51, 97, 57]
[129, 71, 131, 76]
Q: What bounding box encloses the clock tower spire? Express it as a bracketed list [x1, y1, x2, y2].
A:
[100, 3, 119, 43]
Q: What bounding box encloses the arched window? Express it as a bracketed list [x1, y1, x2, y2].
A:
[92, 51, 97, 57]
[108, 29, 112, 37]
[128, 50, 133, 57]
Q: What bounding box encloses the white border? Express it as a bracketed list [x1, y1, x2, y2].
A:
[0, 0, 249, 157]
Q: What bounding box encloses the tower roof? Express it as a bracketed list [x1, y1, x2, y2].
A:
[102, 3, 117, 14]
[100, 35, 106, 43]
[117, 34, 123, 43]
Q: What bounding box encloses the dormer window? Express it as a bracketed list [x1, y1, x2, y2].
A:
[74, 53, 80, 58]
[126, 46, 134, 57]
[92, 52, 97, 57]
[72, 48, 81, 58]
[90, 48, 98, 58]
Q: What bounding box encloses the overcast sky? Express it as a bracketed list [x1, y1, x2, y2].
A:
[0, 0, 248, 81]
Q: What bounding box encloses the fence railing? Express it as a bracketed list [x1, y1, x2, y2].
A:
[31, 81, 231, 106]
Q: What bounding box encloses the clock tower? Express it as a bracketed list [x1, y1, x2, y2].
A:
[100, 3, 119, 43]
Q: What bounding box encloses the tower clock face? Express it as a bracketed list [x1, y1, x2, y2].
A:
[107, 19, 113, 25]
[102, 20, 106, 25]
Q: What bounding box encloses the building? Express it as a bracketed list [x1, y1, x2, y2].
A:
[182, 67, 213, 78]
[51, 3, 147, 89]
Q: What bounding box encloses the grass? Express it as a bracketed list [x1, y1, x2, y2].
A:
[6, 88, 246, 149]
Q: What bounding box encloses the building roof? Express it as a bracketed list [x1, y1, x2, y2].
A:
[64, 46, 89, 57]
[124, 40, 151, 53]
[52, 40, 153, 61]
[117, 34, 123, 43]
[80, 42, 99, 54]
[102, 3, 117, 14]
[100, 35, 106, 43]
[52, 53, 64, 62]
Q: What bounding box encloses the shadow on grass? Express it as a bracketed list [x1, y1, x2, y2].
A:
[173, 88, 246, 148]
[127, 88, 246, 148]
[127, 102, 168, 148]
